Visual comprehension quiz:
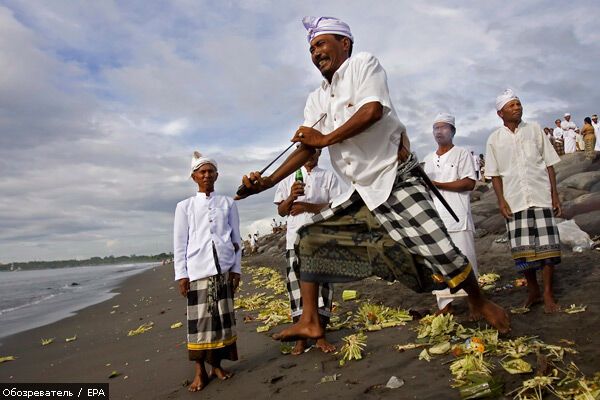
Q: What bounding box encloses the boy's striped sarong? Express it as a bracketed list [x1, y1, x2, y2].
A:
[295, 155, 473, 294]
[506, 207, 561, 273]
[286, 249, 333, 323]
[187, 273, 238, 362]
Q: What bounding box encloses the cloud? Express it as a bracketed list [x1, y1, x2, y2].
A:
[0, 0, 598, 262]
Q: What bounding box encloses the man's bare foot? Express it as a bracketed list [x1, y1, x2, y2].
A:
[524, 287, 542, 308]
[469, 299, 510, 334]
[315, 337, 336, 353]
[210, 367, 234, 380]
[188, 369, 209, 392]
[291, 339, 307, 356]
[435, 303, 454, 316]
[272, 319, 324, 341]
[543, 293, 560, 313]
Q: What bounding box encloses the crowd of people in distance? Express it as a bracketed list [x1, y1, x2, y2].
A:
[544, 113, 599, 160]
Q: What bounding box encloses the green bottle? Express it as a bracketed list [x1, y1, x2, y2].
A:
[295, 169, 304, 182]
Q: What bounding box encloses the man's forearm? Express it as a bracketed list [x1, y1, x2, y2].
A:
[434, 178, 476, 192]
[277, 197, 293, 217]
[547, 166, 559, 197]
[268, 145, 315, 186]
[491, 176, 505, 203]
[323, 102, 383, 146]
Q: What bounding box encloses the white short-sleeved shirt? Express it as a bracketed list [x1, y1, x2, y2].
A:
[274, 166, 342, 249]
[485, 121, 560, 213]
[423, 146, 476, 232]
[173, 193, 241, 281]
[552, 127, 563, 140]
[302, 52, 406, 211]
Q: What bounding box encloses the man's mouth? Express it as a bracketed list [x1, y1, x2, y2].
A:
[318, 58, 329, 68]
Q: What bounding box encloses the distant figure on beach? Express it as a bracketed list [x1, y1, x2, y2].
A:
[561, 113, 578, 154]
[271, 218, 278, 233]
[485, 90, 562, 313]
[173, 152, 242, 392]
[252, 233, 259, 253]
[581, 117, 596, 160]
[237, 16, 510, 338]
[423, 113, 479, 315]
[471, 150, 481, 181]
[479, 154, 486, 181]
[593, 114, 600, 152]
[552, 119, 565, 156]
[273, 148, 342, 355]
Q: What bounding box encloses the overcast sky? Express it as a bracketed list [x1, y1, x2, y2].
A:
[1, 0, 598, 263]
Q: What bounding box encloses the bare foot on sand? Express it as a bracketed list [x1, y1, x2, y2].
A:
[272, 318, 324, 341]
[210, 367, 234, 380]
[524, 287, 542, 308]
[469, 299, 510, 334]
[188, 369, 209, 392]
[291, 339, 307, 356]
[315, 337, 336, 353]
[543, 293, 560, 313]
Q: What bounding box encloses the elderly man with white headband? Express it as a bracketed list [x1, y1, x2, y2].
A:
[237, 16, 510, 340]
[174, 151, 242, 392]
[485, 90, 562, 314]
[423, 113, 479, 315]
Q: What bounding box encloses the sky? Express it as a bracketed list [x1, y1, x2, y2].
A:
[1, 0, 599, 263]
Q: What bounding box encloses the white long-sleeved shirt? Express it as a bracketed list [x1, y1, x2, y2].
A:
[485, 121, 560, 214]
[173, 192, 241, 281]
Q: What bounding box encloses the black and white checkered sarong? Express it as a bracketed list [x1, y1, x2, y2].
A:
[187, 274, 238, 362]
[506, 207, 561, 273]
[296, 154, 472, 292]
[286, 249, 333, 323]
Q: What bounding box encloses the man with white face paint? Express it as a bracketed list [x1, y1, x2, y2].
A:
[424, 113, 478, 314]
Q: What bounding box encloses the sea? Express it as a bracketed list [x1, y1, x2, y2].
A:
[0, 262, 158, 342]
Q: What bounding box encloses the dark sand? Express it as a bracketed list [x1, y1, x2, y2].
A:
[1, 241, 599, 399]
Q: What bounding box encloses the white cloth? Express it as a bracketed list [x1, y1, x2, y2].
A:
[432, 230, 479, 309]
[302, 16, 353, 43]
[485, 121, 560, 214]
[593, 121, 600, 151]
[552, 126, 564, 140]
[189, 152, 217, 175]
[303, 52, 406, 211]
[173, 193, 241, 281]
[561, 120, 578, 153]
[274, 166, 343, 249]
[495, 88, 519, 111]
[423, 146, 476, 232]
[472, 153, 480, 172]
[434, 112, 455, 127]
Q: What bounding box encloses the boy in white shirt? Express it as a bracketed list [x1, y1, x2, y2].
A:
[174, 152, 242, 391]
[485, 90, 562, 313]
[423, 113, 478, 314]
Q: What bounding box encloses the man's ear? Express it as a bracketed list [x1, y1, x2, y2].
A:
[496, 110, 503, 119]
[214, 172, 219, 182]
[343, 37, 351, 53]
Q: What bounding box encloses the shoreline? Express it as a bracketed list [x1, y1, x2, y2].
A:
[0, 263, 160, 342]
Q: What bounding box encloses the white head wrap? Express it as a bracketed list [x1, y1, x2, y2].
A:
[433, 112, 455, 128]
[495, 89, 519, 111]
[190, 151, 217, 176]
[302, 16, 353, 44]
[564, 112, 571, 117]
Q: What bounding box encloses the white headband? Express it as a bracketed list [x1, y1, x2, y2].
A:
[433, 112, 455, 128]
[495, 88, 519, 111]
[190, 151, 217, 176]
[302, 16, 353, 44]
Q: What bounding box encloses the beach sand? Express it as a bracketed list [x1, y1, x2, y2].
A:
[1, 243, 599, 399]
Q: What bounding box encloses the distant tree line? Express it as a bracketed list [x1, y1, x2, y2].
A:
[0, 253, 173, 271]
